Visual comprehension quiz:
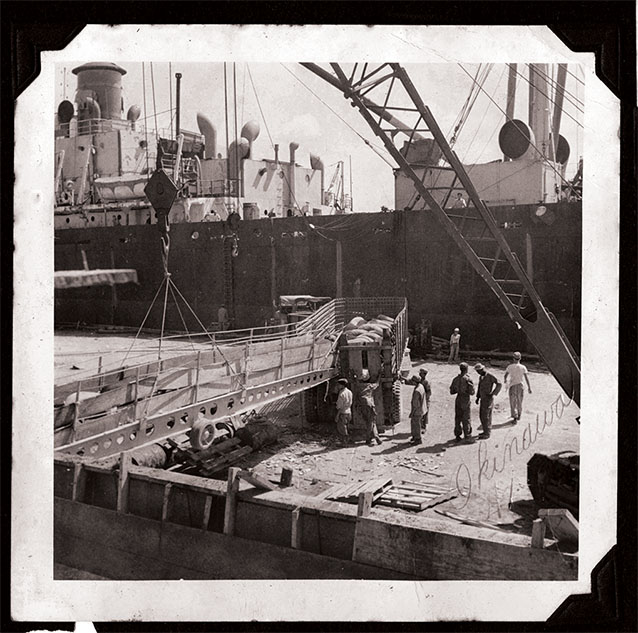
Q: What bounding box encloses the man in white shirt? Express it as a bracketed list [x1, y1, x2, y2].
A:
[504, 351, 532, 422]
[335, 378, 353, 444]
[408, 376, 427, 445]
[448, 328, 461, 362]
[451, 193, 467, 209]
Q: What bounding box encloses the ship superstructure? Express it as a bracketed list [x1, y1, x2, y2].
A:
[54, 62, 330, 230]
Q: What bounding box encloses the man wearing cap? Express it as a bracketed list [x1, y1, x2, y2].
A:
[474, 363, 502, 439]
[335, 378, 353, 444]
[448, 328, 461, 362]
[408, 375, 427, 444]
[355, 371, 383, 446]
[504, 352, 532, 422]
[449, 362, 475, 441]
[418, 368, 432, 431]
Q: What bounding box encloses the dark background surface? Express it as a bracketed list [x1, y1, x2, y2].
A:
[3, 1, 635, 631]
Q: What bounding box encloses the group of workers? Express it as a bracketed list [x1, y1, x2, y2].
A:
[333, 351, 532, 446]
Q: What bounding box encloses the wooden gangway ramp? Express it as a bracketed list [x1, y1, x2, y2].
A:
[54, 297, 407, 459]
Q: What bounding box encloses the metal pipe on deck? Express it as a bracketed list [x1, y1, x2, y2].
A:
[175, 72, 182, 138]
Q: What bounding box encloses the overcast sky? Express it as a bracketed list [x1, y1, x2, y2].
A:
[56, 62, 584, 210]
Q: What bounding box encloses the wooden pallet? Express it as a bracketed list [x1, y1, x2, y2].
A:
[167, 436, 253, 476]
[376, 482, 457, 511]
[325, 477, 394, 503]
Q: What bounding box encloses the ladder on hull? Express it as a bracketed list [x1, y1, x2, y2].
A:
[303, 63, 580, 405]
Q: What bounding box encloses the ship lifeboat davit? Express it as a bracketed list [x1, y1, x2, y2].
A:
[94, 174, 148, 201]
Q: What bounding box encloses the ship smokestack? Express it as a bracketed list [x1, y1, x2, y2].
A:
[197, 113, 217, 159]
[274, 144, 279, 163]
[72, 62, 126, 121]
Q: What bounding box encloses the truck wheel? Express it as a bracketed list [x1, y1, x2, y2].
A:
[302, 387, 319, 424]
[391, 380, 402, 425]
[381, 382, 393, 426]
[190, 415, 217, 451]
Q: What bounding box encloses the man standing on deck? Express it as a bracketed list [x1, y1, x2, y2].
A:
[449, 362, 475, 442]
[335, 378, 353, 444]
[474, 363, 502, 439]
[418, 368, 431, 431]
[448, 328, 461, 362]
[504, 351, 532, 422]
[408, 376, 427, 445]
[451, 192, 467, 209]
[356, 371, 382, 446]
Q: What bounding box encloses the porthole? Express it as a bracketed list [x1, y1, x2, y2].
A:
[192, 231, 199, 240]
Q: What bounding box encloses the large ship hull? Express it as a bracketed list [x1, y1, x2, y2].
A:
[54, 200, 581, 354]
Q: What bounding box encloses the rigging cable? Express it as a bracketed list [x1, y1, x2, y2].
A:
[279, 64, 396, 169]
[168, 280, 198, 353]
[510, 64, 584, 127]
[224, 63, 231, 194]
[403, 63, 496, 212]
[530, 64, 584, 110]
[457, 63, 579, 197]
[150, 62, 159, 138]
[142, 63, 150, 178]
[233, 62, 240, 197]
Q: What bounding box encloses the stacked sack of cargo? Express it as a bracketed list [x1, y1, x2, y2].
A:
[342, 314, 394, 345]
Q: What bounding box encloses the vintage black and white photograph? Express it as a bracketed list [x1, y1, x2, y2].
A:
[12, 24, 620, 623]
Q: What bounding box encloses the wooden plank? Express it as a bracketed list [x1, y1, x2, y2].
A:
[531, 518, 546, 548]
[328, 477, 393, 503]
[223, 467, 241, 536]
[357, 491, 373, 517]
[201, 495, 213, 531]
[200, 446, 253, 476]
[116, 452, 132, 513]
[55, 499, 417, 580]
[237, 470, 277, 491]
[291, 508, 302, 549]
[71, 463, 86, 502]
[128, 465, 226, 496]
[538, 508, 579, 544]
[351, 516, 578, 580]
[161, 483, 173, 522]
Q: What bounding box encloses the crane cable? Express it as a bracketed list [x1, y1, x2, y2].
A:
[457, 63, 580, 197]
[279, 63, 396, 169]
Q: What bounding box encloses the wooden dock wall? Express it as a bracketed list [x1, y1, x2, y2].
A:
[54, 456, 578, 581]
